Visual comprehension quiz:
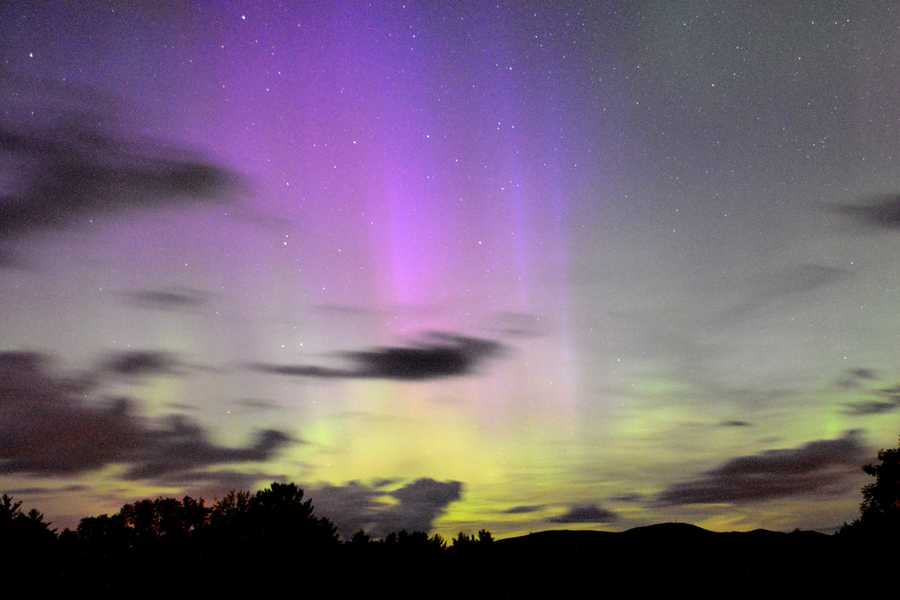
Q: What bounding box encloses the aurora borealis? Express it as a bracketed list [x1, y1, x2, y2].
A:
[1, 1, 898, 538]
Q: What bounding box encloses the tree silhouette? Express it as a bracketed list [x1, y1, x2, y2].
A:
[349, 529, 372, 545]
[477, 529, 494, 544]
[248, 481, 339, 547]
[859, 438, 899, 520]
[208, 489, 254, 545]
[118, 496, 209, 548]
[838, 436, 899, 540]
[1, 494, 58, 585]
[1, 494, 56, 546]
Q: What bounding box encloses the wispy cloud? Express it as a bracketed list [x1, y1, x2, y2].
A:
[834, 194, 900, 229]
[0, 352, 294, 479]
[502, 504, 546, 514]
[656, 430, 869, 505]
[254, 333, 504, 381]
[100, 350, 183, 378]
[0, 71, 239, 266]
[722, 264, 850, 321]
[307, 478, 464, 537]
[120, 287, 208, 311]
[549, 503, 618, 523]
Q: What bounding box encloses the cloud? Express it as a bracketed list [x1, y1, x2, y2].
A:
[878, 384, 900, 400]
[836, 368, 878, 390]
[0, 352, 141, 475]
[0, 71, 239, 264]
[234, 398, 283, 411]
[724, 264, 850, 320]
[254, 333, 504, 381]
[121, 287, 208, 311]
[121, 421, 293, 480]
[656, 430, 869, 505]
[4, 484, 88, 496]
[843, 400, 899, 416]
[843, 383, 900, 416]
[0, 120, 237, 240]
[371, 478, 401, 488]
[502, 504, 546, 514]
[0, 352, 293, 479]
[383, 478, 463, 532]
[306, 481, 381, 535]
[608, 493, 645, 503]
[834, 194, 900, 229]
[757, 264, 850, 299]
[549, 504, 618, 523]
[307, 478, 463, 537]
[100, 350, 182, 378]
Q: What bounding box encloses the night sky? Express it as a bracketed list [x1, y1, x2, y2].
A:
[1, 1, 898, 537]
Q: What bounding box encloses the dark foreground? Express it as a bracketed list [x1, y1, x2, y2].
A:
[2, 478, 896, 594]
[3, 520, 893, 593]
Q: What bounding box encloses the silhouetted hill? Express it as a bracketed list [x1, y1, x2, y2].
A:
[492, 521, 852, 584]
[498, 521, 831, 548]
[623, 521, 714, 536]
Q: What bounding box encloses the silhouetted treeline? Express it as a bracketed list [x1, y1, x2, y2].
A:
[2, 438, 896, 592]
[0, 482, 497, 592]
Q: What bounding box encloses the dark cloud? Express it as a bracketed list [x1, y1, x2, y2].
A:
[656, 430, 869, 505]
[258, 365, 350, 378]
[549, 504, 618, 523]
[836, 368, 878, 390]
[843, 383, 900, 416]
[385, 478, 464, 532]
[121, 420, 293, 480]
[371, 478, 401, 488]
[0, 119, 237, 241]
[100, 350, 181, 377]
[234, 398, 283, 411]
[835, 194, 900, 229]
[502, 504, 546, 514]
[0, 352, 140, 475]
[842, 400, 899, 416]
[0, 117, 234, 239]
[254, 333, 504, 381]
[718, 420, 752, 428]
[121, 287, 208, 311]
[0, 72, 239, 264]
[878, 384, 900, 400]
[4, 484, 88, 496]
[337, 333, 503, 379]
[608, 493, 645, 503]
[308, 478, 463, 537]
[0, 352, 293, 479]
[306, 481, 381, 536]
